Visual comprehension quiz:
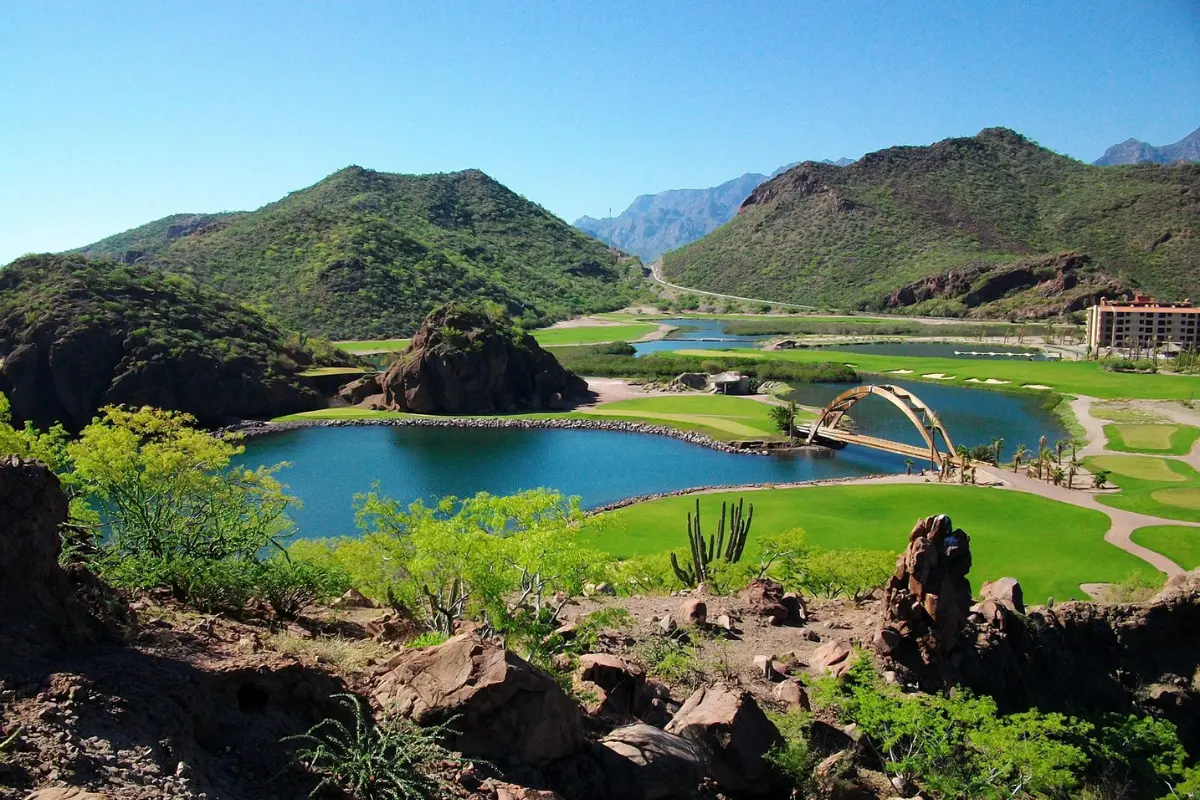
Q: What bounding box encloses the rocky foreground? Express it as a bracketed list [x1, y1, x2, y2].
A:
[1, 458, 1198, 799]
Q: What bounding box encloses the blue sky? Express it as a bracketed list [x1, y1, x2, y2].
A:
[1, 1, 1198, 264]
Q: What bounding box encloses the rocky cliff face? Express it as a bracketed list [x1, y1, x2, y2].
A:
[1095, 126, 1200, 166]
[344, 304, 588, 414]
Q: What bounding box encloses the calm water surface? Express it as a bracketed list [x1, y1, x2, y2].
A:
[812, 341, 1050, 360]
[634, 319, 765, 357]
[235, 426, 908, 538]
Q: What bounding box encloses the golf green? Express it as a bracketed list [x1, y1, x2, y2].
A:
[598, 483, 1160, 603]
[1087, 456, 1200, 523]
[1130, 525, 1200, 570]
[1103, 423, 1200, 455]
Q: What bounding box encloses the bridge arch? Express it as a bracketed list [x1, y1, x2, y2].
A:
[805, 384, 961, 469]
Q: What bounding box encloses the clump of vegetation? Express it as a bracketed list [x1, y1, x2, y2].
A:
[286, 694, 466, 800]
[753, 527, 895, 602]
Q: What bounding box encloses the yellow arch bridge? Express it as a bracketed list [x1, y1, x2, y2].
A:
[802, 384, 964, 471]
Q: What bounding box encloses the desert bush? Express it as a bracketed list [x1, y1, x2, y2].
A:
[286, 694, 465, 800]
[257, 557, 351, 618]
[765, 708, 819, 795]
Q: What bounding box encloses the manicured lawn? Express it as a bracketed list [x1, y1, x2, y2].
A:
[1104, 423, 1200, 455]
[272, 394, 800, 442]
[1086, 455, 1200, 523]
[679, 348, 1200, 401]
[334, 339, 410, 354]
[1130, 525, 1200, 570]
[596, 484, 1160, 603]
[531, 323, 659, 346]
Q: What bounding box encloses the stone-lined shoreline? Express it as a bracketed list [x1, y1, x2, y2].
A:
[222, 416, 820, 456]
[586, 473, 895, 514]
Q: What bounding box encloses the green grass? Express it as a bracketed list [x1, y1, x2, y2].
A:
[334, 339, 410, 354]
[1129, 525, 1200, 570]
[596, 484, 1161, 603]
[529, 323, 659, 346]
[1103, 423, 1200, 455]
[679, 347, 1200, 401]
[298, 366, 371, 377]
[1086, 455, 1200, 523]
[273, 394, 800, 442]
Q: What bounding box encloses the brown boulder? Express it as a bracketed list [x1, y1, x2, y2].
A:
[374, 633, 585, 764]
[372, 303, 588, 414]
[810, 640, 857, 679]
[664, 684, 783, 795]
[773, 679, 811, 710]
[980, 577, 1025, 614]
[678, 598, 707, 626]
[739, 578, 790, 626]
[577, 653, 646, 720]
[25, 790, 113, 800]
[598, 723, 707, 800]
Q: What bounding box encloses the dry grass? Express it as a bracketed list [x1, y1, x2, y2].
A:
[264, 630, 392, 673]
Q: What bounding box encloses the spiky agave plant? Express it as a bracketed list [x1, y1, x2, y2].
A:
[285, 694, 464, 800]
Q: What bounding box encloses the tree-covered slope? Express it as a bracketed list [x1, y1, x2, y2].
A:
[77, 212, 246, 262]
[0, 253, 339, 430]
[662, 129, 1200, 314]
[80, 167, 643, 339]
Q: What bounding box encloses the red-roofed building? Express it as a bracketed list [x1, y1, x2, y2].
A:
[1085, 296, 1198, 351]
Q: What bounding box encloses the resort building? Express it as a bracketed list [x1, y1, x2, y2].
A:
[1086, 296, 1199, 352]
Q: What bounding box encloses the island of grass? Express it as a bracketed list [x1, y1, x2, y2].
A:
[1130, 525, 1200, 570]
[274, 393, 804, 443]
[332, 321, 660, 356]
[596, 483, 1162, 603]
[675, 347, 1200, 400]
[1086, 455, 1200, 523]
[1103, 423, 1200, 455]
[333, 339, 411, 355]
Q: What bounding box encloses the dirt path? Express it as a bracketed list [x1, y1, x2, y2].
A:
[649, 260, 818, 311]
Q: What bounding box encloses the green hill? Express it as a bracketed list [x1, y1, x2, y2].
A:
[78, 167, 644, 339]
[0, 253, 342, 430]
[661, 128, 1200, 317]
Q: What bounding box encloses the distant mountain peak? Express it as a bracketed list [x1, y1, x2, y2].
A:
[1094, 126, 1200, 166]
[574, 158, 855, 261]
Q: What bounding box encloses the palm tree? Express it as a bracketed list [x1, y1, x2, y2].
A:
[1092, 469, 1110, 489]
[991, 437, 1004, 466]
[1066, 457, 1082, 489]
[1051, 466, 1065, 486]
[955, 445, 971, 484]
[1054, 439, 1066, 464]
[905, 458, 914, 476]
[1012, 444, 1029, 473]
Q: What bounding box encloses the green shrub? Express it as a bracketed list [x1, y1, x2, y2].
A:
[608, 553, 682, 595]
[636, 637, 702, 689]
[406, 631, 450, 649]
[765, 709, 819, 795]
[286, 694, 465, 800]
[775, 547, 896, 601]
[257, 557, 351, 618]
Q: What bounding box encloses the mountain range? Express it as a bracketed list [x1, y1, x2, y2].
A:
[661, 128, 1199, 317]
[574, 159, 853, 261]
[77, 167, 642, 339]
[1094, 126, 1200, 166]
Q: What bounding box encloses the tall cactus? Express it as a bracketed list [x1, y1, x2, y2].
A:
[670, 496, 754, 587]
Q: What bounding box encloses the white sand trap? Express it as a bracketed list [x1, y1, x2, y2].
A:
[985, 378, 1010, 384]
[922, 373, 956, 380]
[1023, 384, 1053, 390]
[888, 369, 915, 374]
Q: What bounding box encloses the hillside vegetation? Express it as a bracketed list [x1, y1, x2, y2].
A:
[662, 128, 1200, 316]
[0, 253, 339, 430]
[79, 167, 645, 339]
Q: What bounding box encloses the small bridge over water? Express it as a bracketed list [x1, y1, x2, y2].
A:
[801, 384, 963, 471]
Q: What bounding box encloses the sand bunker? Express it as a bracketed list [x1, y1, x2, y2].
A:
[965, 378, 1011, 385]
[1023, 384, 1053, 390]
[888, 369, 915, 374]
[922, 373, 956, 380]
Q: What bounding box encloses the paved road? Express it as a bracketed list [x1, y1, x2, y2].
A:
[648, 260, 818, 310]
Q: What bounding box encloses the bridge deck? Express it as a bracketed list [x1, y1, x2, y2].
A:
[803, 425, 946, 463]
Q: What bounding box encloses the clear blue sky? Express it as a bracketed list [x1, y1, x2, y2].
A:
[2, 1, 1198, 264]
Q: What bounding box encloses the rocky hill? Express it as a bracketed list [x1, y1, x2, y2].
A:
[78, 167, 643, 339]
[1095, 126, 1200, 166]
[0, 253, 337, 430]
[661, 128, 1200, 317]
[340, 302, 588, 413]
[575, 161, 862, 262]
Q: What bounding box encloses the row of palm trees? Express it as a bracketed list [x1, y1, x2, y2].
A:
[902, 435, 1107, 489]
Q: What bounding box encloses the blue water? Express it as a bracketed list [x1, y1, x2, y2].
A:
[634, 318, 766, 356]
[235, 426, 908, 539]
[783, 380, 1067, 456]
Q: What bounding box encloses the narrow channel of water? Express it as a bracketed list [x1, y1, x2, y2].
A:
[633, 318, 767, 357]
[234, 426, 908, 539]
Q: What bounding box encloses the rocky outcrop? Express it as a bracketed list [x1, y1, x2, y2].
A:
[344, 304, 588, 414]
[0, 457, 108, 659]
[876, 514, 972, 673]
[880, 252, 1127, 318]
[576, 653, 647, 721]
[374, 633, 586, 764]
[738, 579, 791, 626]
[664, 684, 782, 796]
